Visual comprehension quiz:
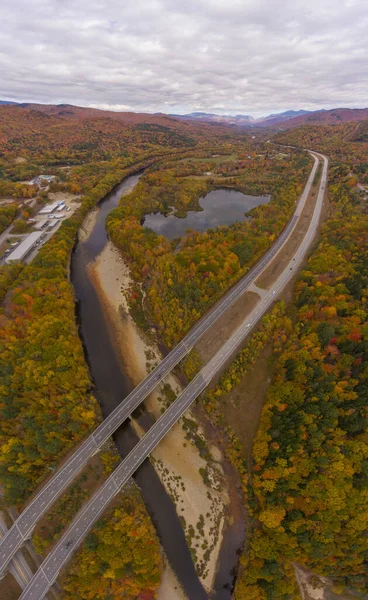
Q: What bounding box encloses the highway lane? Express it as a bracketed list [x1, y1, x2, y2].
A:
[0, 151, 319, 576]
[0, 514, 32, 590]
[19, 151, 328, 600]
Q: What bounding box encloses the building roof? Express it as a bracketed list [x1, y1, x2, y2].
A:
[34, 219, 48, 230]
[39, 201, 60, 214]
[5, 232, 44, 263]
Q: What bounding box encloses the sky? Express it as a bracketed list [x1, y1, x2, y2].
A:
[0, 0, 367, 116]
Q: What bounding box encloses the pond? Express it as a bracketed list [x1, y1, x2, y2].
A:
[142, 188, 270, 239]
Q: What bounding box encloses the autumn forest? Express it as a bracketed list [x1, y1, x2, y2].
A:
[0, 103, 367, 600]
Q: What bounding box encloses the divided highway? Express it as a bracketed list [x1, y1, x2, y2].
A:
[0, 514, 32, 590]
[0, 150, 320, 578]
[18, 151, 328, 599]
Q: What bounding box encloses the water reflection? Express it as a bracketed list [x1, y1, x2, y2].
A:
[143, 188, 270, 239]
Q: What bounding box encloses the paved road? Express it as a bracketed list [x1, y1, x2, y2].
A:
[0, 514, 32, 590]
[0, 151, 320, 577]
[18, 151, 328, 600]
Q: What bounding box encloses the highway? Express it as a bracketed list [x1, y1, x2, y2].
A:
[0, 150, 319, 577]
[18, 151, 328, 599]
[0, 513, 32, 590]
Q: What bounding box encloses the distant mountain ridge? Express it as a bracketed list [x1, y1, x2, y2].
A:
[272, 107, 368, 129]
[0, 102, 310, 125]
[170, 109, 311, 126]
[171, 108, 368, 128]
[1, 100, 367, 129]
[260, 109, 310, 122]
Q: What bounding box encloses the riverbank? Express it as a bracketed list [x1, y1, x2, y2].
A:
[78, 207, 99, 243]
[158, 564, 189, 600]
[88, 240, 233, 595]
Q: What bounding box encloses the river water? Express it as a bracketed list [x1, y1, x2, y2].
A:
[70, 173, 244, 599]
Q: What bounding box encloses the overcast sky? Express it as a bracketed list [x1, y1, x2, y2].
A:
[0, 0, 367, 116]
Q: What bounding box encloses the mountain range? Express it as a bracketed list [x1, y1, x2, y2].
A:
[1, 100, 367, 130]
[171, 108, 368, 128]
[170, 109, 310, 126]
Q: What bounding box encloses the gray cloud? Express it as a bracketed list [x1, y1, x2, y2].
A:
[0, 0, 367, 115]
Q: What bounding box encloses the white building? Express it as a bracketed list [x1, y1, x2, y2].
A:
[5, 232, 44, 263]
[39, 201, 61, 215]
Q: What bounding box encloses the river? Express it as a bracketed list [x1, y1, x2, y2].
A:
[70, 172, 244, 599]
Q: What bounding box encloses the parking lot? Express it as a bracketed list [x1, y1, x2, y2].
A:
[0, 194, 80, 266]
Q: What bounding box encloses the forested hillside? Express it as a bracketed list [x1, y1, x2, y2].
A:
[276, 119, 368, 182]
[0, 103, 239, 165]
[0, 205, 17, 233]
[0, 103, 250, 201]
[191, 125, 368, 598]
[235, 166, 368, 598]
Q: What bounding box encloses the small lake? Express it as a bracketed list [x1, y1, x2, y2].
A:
[143, 188, 270, 239]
